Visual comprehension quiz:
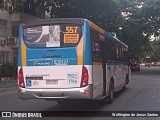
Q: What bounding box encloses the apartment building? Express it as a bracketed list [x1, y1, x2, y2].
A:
[0, 0, 39, 66]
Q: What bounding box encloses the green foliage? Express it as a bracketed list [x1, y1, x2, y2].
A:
[49, 0, 122, 31]
[13, 0, 160, 62]
[0, 63, 13, 77]
[118, 0, 160, 62]
[14, 0, 27, 11]
[142, 0, 160, 37]
[149, 39, 160, 61]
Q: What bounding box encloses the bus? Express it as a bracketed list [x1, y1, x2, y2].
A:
[18, 18, 130, 103]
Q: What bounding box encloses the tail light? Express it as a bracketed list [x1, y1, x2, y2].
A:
[130, 66, 132, 69]
[80, 66, 88, 87]
[22, 23, 26, 28]
[18, 67, 25, 88]
[80, 20, 84, 24]
[136, 66, 139, 68]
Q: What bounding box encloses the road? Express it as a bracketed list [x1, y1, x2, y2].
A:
[0, 67, 160, 120]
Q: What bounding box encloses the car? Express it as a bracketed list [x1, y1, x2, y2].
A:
[140, 63, 145, 66]
[145, 63, 151, 67]
[130, 64, 140, 71]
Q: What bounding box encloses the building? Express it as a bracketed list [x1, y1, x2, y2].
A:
[0, 0, 39, 67]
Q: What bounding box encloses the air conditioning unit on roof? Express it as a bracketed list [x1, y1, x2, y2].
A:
[7, 37, 16, 44]
[4, 39, 7, 44]
[8, 5, 13, 12]
[0, 39, 5, 45]
[7, 1, 14, 13]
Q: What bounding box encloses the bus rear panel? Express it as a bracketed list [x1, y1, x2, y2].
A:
[18, 19, 93, 100]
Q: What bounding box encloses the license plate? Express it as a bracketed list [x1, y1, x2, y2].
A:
[46, 80, 58, 85]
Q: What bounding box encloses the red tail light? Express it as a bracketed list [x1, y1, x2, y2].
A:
[80, 66, 88, 87]
[18, 67, 25, 88]
[130, 66, 132, 69]
[80, 20, 84, 24]
[136, 66, 139, 68]
[22, 23, 26, 28]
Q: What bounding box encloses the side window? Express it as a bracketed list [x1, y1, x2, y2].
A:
[113, 42, 117, 61]
[106, 39, 117, 62]
[116, 44, 119, 61]
[90, 28, 102, 62]
[105, 39, 110, 61]
[120, 46, 124, 62]
[122, 47, 125, 62]
[123, 48, 128, 62]
[104, 38, 126, 62]
[110, 41, 113, 61]
[116, 44, 121, 61]
[119, 46, 122, 62]
[111, 41, 117, 61]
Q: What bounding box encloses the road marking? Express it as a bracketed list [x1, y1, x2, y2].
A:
[0, 91, 17, 96]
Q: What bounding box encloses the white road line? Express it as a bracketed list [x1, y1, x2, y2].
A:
[0, 91, 17, 96]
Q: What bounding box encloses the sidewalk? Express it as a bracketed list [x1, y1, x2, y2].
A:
[0, 80, 17, 88]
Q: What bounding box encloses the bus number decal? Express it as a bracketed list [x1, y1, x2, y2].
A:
[53, 59, 68, 65]
[66, 26, 78, 34]
[67, 73, 79, 79]
[69, 79, 77, 84]
[64, 26, 79, 43]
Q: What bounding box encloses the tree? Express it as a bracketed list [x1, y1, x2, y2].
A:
[149, 38, 160, 61]
[118, 0, 160, 62]
[13, 0, 123, 31]
[11, 0, 160, 62]
[142, 0, 160, 37]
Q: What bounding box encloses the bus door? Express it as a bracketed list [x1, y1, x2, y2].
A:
[101, 41, 107, 96]
[91, 30, 103, 99]
[118, 46, 125, 86]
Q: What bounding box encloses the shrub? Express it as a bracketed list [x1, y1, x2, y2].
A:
[1, 63, 13, 77]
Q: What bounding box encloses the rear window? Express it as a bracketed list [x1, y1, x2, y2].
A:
[23, 24, 82, 48]
[131, 64, 138, 66]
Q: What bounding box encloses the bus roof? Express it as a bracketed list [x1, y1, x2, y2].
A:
[88, 20, 128, 48]
[24, 18, 85, 27]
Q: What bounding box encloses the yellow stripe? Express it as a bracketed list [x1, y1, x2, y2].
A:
[92, 62, 102, 65]
[21, 40, 26, 66]
[77, 36, 84, 65]
[88, 21, 105, 34]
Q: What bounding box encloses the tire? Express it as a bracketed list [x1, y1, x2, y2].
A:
[108, 81, 114, 104]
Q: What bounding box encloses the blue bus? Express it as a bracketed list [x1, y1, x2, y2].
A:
[18, 18, 130, 103]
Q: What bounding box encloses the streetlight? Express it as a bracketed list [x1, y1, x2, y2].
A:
[119, 27, 122, 30]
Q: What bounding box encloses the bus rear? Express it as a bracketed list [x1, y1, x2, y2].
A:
[18, 18, 93, 100]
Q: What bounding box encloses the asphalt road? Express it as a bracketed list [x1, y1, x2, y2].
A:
[0, 66, 160, 120]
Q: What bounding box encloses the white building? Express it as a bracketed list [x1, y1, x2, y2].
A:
[0, 0, 39, 66]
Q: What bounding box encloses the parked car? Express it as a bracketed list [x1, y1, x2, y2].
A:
[140, 63, 145, 66]
[145, 63, 151, 67]
[130, 64, 140, 71]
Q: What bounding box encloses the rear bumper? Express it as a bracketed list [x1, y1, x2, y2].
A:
[18, 85, 93, 100]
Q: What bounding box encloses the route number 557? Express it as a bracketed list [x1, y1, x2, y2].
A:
[66, 26, 78, 34]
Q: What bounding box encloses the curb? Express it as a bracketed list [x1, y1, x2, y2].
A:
[0, 84, 17, 88]
[0, 80, 17, 88]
